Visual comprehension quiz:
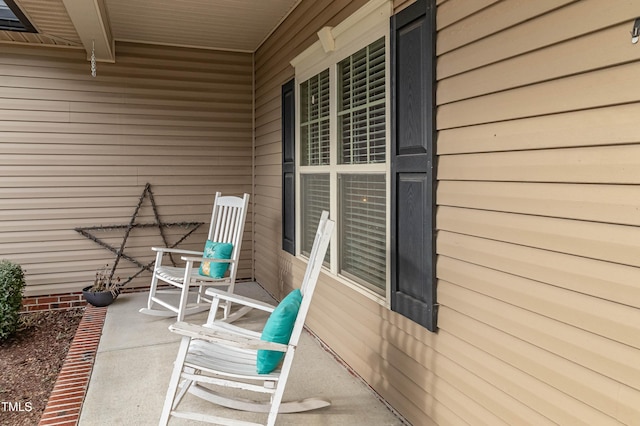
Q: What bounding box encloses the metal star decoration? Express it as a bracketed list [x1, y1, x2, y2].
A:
[75, 183, 203, 287]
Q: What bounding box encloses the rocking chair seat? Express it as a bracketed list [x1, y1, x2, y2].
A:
[155, 266, 232, 285]
[185, 339, 280, 380]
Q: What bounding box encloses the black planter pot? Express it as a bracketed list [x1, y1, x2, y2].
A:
[82, 286, 119, 307]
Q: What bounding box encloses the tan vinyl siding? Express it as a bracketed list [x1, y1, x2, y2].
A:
[254, 0, 640, 425]
[0, 42, 253, 297]
[435, 0, 640, 424]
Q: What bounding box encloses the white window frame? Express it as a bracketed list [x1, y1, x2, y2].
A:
[291, 0, 393, 304]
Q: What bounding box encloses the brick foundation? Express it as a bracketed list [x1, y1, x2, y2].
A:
[21, 292, 87, 312]
[21, 286, 151, 313]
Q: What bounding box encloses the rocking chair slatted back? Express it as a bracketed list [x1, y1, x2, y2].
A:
[209, 197, 245, 243]
[207, 194, 249, 280]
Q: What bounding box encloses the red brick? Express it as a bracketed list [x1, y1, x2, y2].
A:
[47, 382, 87, 393]
[39, 413, 79, 425]
[38, 420, 75, 426]
[63, 350, 93, 358]
[52, 302, 72, 309]
[55, 370, 90, 379]
[43, 394, 85, 405]
[53, 377, 89, 387]
[28, 304, 48, 311]
[43, 400, 84, 412]
[42, 402, 82, 411]
[52, 371, 90, 381]
[52, 372, 87, 380]
[47, 388, 86, 398]
[59, 295, 80, 302]
[40, 407, 80, 419]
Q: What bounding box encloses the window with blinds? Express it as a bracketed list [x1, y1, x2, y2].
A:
[338, 37, 386, 165]
[296, 33, 388, 296]
[340, 174, 386, 291]
[300, 69, 330, 166]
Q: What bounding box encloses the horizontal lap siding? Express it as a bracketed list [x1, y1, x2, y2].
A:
[0, 42, 253, 296]
[436, 0, 640, 424]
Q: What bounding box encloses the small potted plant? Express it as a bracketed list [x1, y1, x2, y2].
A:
[82, 264, 121, 307]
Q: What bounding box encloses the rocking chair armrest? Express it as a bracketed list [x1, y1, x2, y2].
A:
[180, 256, 237, 265]
[204, 288, 276, 313]
[152, 247, 204, 256]
[169, 321, 288, 352]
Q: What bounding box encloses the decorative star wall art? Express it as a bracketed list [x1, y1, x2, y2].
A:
[75, 183, 203, 287]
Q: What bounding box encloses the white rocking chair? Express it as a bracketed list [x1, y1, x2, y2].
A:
[140, 192, 250, 322]
[159, 211, 334, 426]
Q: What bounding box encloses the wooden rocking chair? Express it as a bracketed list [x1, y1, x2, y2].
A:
[140, 192, 250, 322]
[159, 211, 334, 426]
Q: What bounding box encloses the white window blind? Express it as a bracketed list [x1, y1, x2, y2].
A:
[340, 174, 386, 291]
[300, 69, 330, 166]
[338, 37, 386, 165]
[301, 174, 330, 259]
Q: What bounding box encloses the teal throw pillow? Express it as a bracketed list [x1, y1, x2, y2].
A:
[256, 289, 302, 374]
[198, 241, 233, 278]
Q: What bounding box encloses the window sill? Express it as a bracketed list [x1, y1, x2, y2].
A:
[307, 258, 390, 309]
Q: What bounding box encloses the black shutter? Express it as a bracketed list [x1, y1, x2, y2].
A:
[282, 79, 296, 255]
[390, 0, 437, 331]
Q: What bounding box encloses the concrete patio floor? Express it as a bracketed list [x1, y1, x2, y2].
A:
[78, 282, 405, 425]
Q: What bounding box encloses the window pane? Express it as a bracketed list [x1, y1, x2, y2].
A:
[300, 70, 330, 166]
[338, 37, 386, 165]
[301, 174, 330, 260]
[0, 0, 35, 32]
[340, 174, 386, 291]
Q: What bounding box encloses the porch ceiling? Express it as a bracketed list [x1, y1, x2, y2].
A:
[2, 0, 299, 55]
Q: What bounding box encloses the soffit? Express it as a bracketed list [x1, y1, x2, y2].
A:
[1, 0, 299, 53]
[105, 0, 300, 52]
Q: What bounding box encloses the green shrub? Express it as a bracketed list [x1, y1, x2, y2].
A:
[0, 260, 26, 340]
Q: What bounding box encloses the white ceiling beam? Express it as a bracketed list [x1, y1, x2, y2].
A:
[61, 0, 114, 62]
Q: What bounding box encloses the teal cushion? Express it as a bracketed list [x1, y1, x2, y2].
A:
[198, 241, 233, 278]
[256, 289, 302, 374]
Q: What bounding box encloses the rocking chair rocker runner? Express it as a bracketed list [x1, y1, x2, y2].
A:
[140, 192, 250, 322]
[159, 211, 334, 426]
